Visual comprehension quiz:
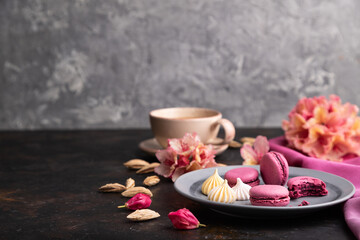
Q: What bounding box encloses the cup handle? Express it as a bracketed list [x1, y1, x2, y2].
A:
[215, 118, 235, 145]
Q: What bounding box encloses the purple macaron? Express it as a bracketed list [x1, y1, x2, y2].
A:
[249, 185, 290, 207]
[260, 152, 289, 186]
[224, 167, 260, 187]
[287, 176, 328, 199]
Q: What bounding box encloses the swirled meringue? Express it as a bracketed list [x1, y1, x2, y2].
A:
[232, 178, 251, 201]
[201, 168, 224, 195]
[208, 179, 236, 203]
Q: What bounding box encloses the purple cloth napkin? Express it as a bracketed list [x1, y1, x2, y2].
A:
[270, 136, 360, 239]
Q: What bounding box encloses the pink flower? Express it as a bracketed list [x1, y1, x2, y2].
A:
[282, 95, 360, 161]
[117, 193, 151, 210]
[168, 208, 206, 230]
[240, 135, 270, 165]
[155, 133, 218, 182]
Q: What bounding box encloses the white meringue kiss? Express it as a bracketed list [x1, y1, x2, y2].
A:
[232, 178, 251, 201]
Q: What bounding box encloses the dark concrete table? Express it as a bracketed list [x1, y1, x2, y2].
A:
[0, 129, 356, 239]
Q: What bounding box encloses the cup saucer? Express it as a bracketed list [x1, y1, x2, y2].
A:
[138, 138, 229, 156]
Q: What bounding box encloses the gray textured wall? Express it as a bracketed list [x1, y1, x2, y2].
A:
[1, 0, 360, 129]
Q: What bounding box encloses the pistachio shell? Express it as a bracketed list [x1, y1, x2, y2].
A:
[229, 140, 242, 148]
[98, 183, 126, 193]
[240, 137, 256, 145]
[143, 175, 160, 187]
[125, 178, 135, 189]
[124, 159, 150, 169]
[121, 186, 153, 197]
[136, 162, 160, 174]
[127, 209, 160, 221]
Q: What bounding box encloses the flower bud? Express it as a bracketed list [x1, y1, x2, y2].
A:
[118, 193, 151, 210]
[168, 208, 206, 230]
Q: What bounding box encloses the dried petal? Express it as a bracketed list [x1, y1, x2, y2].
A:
[98, 183, 126, 193]
[124, 159, 150, 169]
[127, 209, 160, 221]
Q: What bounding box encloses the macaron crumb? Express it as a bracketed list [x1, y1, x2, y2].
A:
[298, 200, 310, 206]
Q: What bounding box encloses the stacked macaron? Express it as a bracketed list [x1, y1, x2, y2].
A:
[260, 152, 289, 186]
[224, 167, 260, 187]
[249, 185, 290, 206]
[243, 151, 290, 206]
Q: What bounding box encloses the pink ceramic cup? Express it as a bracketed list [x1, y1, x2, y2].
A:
[149, 107, 235, 148]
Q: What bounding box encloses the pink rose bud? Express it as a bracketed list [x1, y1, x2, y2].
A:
[117, 193, 151, 210]
[168, 208, 206, 230]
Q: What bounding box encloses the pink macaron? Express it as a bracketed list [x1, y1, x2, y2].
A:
[224, 167, 260, 187]
[260, 151, 289, 186]
[249, 185, 290, 207]
[287, 176, 328, 199]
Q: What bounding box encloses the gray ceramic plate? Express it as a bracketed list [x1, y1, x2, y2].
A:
[174, 165, 355, 218]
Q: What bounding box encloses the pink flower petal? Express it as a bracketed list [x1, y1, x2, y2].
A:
[181, 133, 201, 151]
[242, 158, 259, 165]
[154, 162, 173, 178]
[240, 143, 258, 165]
[205, 159, 218, 168]
[155, 149, 174, 164]
[178, 155, 190, 167]
[186, 161, 202, 172]
[168, 138, 183, 153]
[253, 135, 270, 158]
[171, 167, 187, 182]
